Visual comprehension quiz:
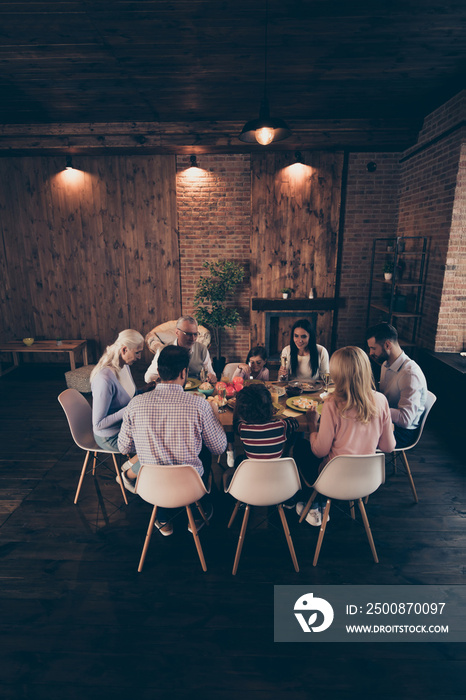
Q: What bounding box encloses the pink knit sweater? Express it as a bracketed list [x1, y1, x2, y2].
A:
[310, 391, 395, 466]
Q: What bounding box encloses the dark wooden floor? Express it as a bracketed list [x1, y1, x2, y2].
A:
[1, 363, 465, 699]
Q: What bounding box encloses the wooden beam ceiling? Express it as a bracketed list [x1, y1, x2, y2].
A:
[0, 1, 465, 153]
[0, 119, 422, 155]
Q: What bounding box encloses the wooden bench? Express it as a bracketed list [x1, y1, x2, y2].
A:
[0, 340, 88, 376]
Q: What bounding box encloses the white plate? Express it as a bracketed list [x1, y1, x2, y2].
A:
[300, 382, 321, 392]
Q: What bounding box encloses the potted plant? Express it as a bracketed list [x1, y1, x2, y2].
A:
[194, 259, 245, 377]
[383, 262, 393, 281]
[281, 287, 293, 299]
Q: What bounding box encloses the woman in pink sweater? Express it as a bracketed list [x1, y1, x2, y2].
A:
[296, 346, 395, 526]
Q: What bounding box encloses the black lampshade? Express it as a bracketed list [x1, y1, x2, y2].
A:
[239, 97, 291, 145]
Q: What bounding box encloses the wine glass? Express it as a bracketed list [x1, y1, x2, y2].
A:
[217, 387, 227, 413]
[321, 371, 331, 393]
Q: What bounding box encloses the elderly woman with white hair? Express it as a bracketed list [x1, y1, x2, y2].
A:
[91, 329, 145, 492]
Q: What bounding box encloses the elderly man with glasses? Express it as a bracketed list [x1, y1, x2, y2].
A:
[144, 315, 217, 384]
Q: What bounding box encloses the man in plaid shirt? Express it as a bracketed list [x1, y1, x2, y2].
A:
[118, 345, 226, 535]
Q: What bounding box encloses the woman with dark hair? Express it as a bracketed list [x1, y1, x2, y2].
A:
[232, 345, 269, 381]
[278, 319, 329, 381]
[232, 383, 298, 468]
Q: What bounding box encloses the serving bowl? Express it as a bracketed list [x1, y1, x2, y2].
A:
[22, 337, 35, 346]
[198, 387, 214, 397]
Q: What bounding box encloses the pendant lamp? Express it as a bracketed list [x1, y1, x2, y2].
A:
[239, 0, 291, 145]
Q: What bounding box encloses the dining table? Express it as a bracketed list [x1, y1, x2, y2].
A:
[207, 380, 330, 431]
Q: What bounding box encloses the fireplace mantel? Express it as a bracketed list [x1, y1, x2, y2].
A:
[251, 297, 345, 312]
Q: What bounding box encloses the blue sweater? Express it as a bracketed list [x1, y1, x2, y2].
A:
[91, 366, 136, 438]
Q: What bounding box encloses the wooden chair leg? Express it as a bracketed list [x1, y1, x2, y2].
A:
[278, 505, 299, 572]
[400, 450, 419, 503]
[195, 500, 210, 526]
[232, 505, 250, 575]
[228, 500, 241, 528]
[358, 498, 379, 563]
[74, 450, 91, 504]
[313, 499, 331, 566]
[298, 490, 317, 523]
[92, 451, 97, 475]
[349, 500, 355, 519]
[113, 454, 128, 505]
[186, 505, 207, 572]
[138, 505, 158, 572]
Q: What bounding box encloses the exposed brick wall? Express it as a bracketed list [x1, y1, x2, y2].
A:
[435, 141, 466, 352]
[397, 92, 465, 351]
[338, 91, 465, 354]
[176, 154, 251, 364]
[412, 91, 465, 148]
[336, 153, 400, 348]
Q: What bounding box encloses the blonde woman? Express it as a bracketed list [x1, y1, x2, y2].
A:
[296, 346, 395, 526]
[91, 329, 144, 492]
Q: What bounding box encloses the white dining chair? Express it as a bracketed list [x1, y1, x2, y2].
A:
[58, 388, 128, 505]
[224, 457, 301, 575]
[222, 362, 240, 381]
[389, 390, 437, 503]
[135, 464, 212, 572]
[298, 453, 385, 566]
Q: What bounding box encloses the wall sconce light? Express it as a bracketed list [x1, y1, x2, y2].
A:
[295, 151, 304, 164]
[65, 155, 73, 170]
[190, 155, 199, 168]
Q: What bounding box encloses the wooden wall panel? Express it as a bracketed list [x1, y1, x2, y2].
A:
[0, 155, 180, 362]
[250, 151, 344, 350]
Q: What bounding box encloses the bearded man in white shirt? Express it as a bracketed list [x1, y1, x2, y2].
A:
[145, 315, 217, 384]
[366, 322, 427, 448]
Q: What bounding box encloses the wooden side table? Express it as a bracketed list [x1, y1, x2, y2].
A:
[0, 340, 88, 376]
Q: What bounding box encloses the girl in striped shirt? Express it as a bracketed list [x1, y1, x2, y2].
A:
[232, 383, 299, 468]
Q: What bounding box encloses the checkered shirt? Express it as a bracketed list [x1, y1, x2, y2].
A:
[118, 383, 227, 475]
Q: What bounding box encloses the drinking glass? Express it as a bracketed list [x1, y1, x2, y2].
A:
[321, 371, 331, 393]
[217, 388, 227, 413]
[279, 360, 288, 382]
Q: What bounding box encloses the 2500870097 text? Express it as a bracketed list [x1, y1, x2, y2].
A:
[346, 603, 446, 615]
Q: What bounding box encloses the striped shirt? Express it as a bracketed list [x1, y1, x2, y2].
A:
[118, 383, 227, 475]
[237, 418, 299, 460]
